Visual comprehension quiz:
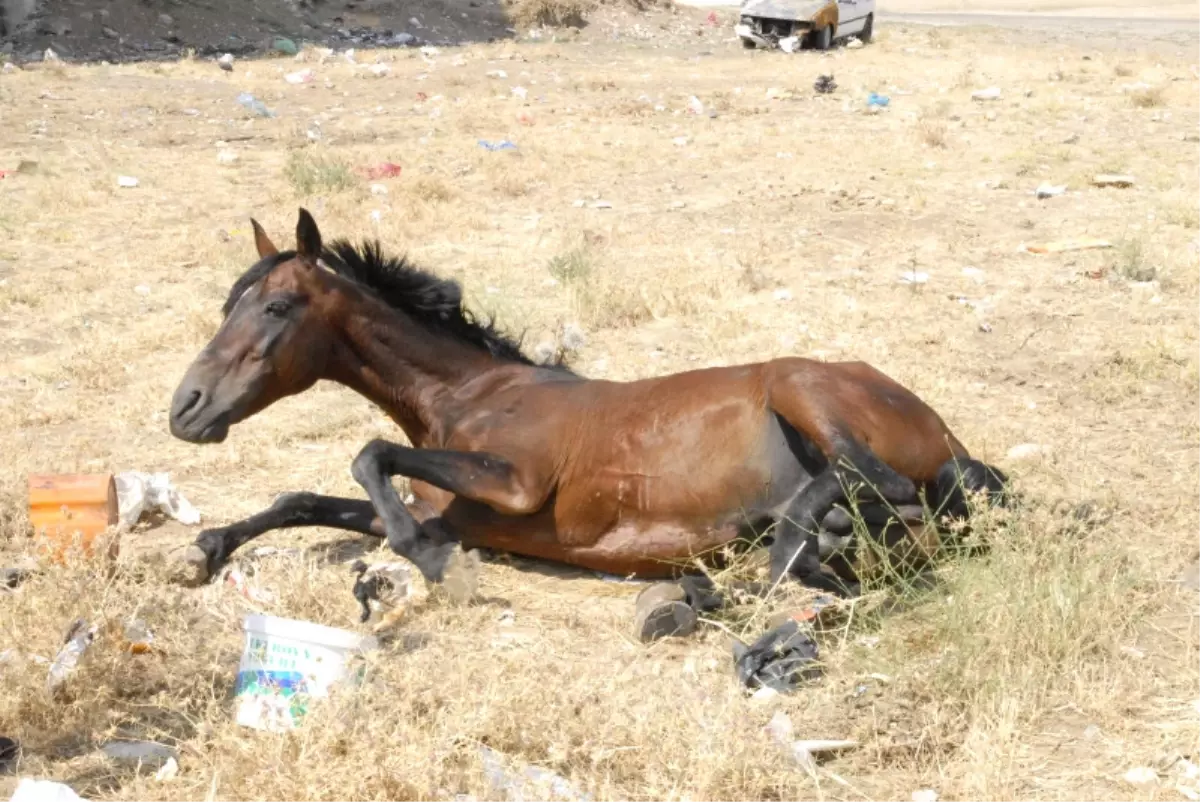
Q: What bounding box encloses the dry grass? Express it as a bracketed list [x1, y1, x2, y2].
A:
[1130, 85, 1166, 108]
[0, 15, 1198, 802]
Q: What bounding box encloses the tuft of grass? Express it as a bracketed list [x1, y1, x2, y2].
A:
[1129, 85, 1165, 108]
[505, 0, 597, 28]
[407, 175, 456, 203]
[1112, 237, 1157, 282]
[283, 150, 358, 196]
[917, 117, 948, 148]
[1163, 201, 1200, 229]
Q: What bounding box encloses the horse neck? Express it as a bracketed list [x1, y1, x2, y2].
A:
[321, 297, 504, 448]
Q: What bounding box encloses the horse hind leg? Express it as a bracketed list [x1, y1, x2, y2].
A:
[769, 439, 920, 596]
[933, 457, 1010, 523]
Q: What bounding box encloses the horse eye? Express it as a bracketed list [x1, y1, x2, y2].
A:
[264, 300, 291, 318]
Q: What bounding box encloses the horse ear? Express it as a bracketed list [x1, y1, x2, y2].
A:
[250, 218, 279, 259]
[295, 207, 322, 263]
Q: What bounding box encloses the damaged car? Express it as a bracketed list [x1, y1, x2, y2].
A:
[735, 0, 875, 51]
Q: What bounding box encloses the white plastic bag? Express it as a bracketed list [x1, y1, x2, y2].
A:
[10, 778, 86, 802]
[114, 472, 201, 530]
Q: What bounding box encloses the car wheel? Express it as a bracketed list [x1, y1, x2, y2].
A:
[809, 25, 832, 50]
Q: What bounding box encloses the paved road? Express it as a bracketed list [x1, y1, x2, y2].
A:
[675, 0, 1199, 37]
[877, 11, 1198, 35]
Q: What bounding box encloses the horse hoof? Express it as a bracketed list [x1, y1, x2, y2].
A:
[173, 545, 211, 587]
[440, 544, 481, 605]
[634, 584, 697, 643]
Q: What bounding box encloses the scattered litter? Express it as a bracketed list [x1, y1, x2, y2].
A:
[236, 92, 275, 118]
[766, 87, 794, 101]
[0, 736, 19, 770]
[590, 200, 613, 210]
[1178, 559, 1200, 591]
[1124, 766, 1159, 787]
[750, 685, 779, 703]
[478, 745, 593, 802]
[217, 149, 238, 165]
[368, 64, 390, 78]
[115, 471, 201, 530]
[217, 53, 234, 72]
[962, 266, 984, 281]
[900, 270, 930, 285]
[284, 68, 315, 84]
[154, 757, 179, 782]
[9, 779, 85, 802]
[351, 560, 416, 624]
[687, 95, 705, 115]
[235, 614, 378, 731]
[672, 136, 690, 147]
[1092, 174, 1135, 188]
[486, 69, 508, 79]
[43, 49, 60, 63]
[1005, 443, 1048, 461]
[478, 139, 517, 152]
[732, 619, 821, 694]
[46, 619, 97, 692]
[100, 740, 176, 767]
[971, 87, 1001, 101]
[707, 10, 720, 25]
[2, 564, 34, 590]
[845, 36, 863, 49]
[117, 176, 139, 188]
[124, 619, 154, 655]
[1035, 183, 1066, 199]
[912, 790, 939, 802]
[1022, 237, 1112, 254]
[773, 288, 793, 302]
[370, 183, 388, 196]
[511, 86, 528, 100]
[271, 37, 299, 56]
[224, 567, 275, 606]
[763, 711, 858, 772]
[358, 162, 402, 179]
[814, 74, 837, 94]
[633, 582, 696, 642]
[867, 92, 890, 108]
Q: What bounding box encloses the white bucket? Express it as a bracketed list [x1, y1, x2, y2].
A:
[234, 614, 378, 732]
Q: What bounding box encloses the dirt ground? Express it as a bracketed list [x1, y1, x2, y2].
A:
[1, 6, 1198, 801]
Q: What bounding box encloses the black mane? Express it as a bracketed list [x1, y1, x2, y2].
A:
[223, 239, 575, 375]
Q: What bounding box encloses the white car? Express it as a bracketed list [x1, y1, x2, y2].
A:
[735, 0, 875, 50]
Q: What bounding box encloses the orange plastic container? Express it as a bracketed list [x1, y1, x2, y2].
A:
[27, 474, 120, 562]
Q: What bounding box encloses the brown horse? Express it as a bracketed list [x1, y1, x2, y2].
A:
[168, 209, 1008, 598]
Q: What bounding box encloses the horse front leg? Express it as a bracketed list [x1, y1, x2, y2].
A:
[349, 438, 547, 586]
[179, 493, 386, 585]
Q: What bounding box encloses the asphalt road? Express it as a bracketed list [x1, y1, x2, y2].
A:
[876, 11, 1198, 35]
[675, 0, 1199, 37]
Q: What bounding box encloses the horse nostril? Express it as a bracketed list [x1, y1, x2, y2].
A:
[175, 389, 205, 421]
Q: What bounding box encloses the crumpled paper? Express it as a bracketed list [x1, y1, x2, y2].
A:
[114, 472, 201, 531]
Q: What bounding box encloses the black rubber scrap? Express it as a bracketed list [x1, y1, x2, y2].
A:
[0, 736, 19, 772]
[814, 74, 837, 94]
[732, 619, 823, 693]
